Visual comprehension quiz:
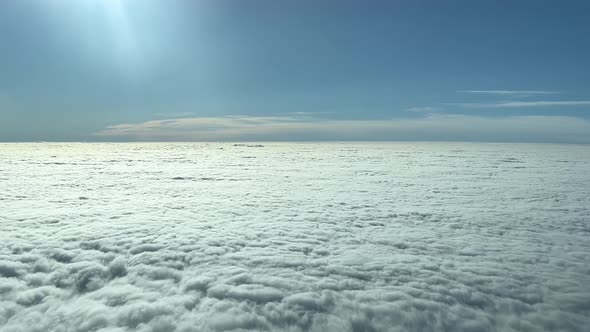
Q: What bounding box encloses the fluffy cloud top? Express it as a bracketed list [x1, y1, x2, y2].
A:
[1, 142, 589, 331]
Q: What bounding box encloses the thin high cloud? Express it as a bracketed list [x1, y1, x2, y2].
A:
[455, 101, 590, 108]
[154, 112, 196, 118]
[405, 106, 440, 113]
[93, 114, 590, 143]
[458, 90, 559, 95]
[407, 90, 587, 115]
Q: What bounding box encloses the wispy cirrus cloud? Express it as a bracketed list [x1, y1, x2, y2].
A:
[454, 101, 590, 109]
[405, 106, 440, 113]
[458, 90, 559, 95]
[154, 112, 196, 118]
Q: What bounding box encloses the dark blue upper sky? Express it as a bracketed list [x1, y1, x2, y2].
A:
[1, 0, 589, 142]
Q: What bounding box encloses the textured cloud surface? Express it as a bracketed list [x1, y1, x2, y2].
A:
[1, 143, 590, 331]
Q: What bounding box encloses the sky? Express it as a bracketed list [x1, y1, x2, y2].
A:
[0, 0, 589, 142]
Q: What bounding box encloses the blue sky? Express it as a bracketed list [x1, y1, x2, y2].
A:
[1, 0, 589, 142]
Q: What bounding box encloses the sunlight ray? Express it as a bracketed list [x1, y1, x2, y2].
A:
[99, 0, 141, 73]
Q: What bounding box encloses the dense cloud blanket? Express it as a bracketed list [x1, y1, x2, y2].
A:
[1, 143, 589, 331]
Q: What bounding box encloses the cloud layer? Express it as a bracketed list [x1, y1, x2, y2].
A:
[93, 115, 590, 143]
[1, 142, 590, 331]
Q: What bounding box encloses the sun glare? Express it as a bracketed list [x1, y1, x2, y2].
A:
[96, 0, 141, 73]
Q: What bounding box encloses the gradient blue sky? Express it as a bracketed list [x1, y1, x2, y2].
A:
[1, 0, 589, 142]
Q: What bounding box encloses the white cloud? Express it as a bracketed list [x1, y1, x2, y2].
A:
[1, 142, 589, 331]
[458, 90, 558, 95]
[154, 112, 196, 118]
[456, 101, 590, 108]
[93, 114, 590, 143]
[405, 106, 439, 113]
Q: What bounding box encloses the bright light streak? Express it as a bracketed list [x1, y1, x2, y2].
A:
[43, 0, 180, 78]
[98, 0, 141, 74]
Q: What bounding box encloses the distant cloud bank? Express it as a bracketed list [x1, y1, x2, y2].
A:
[94, 114, 590, 143]
[92, 88, 590, 143]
